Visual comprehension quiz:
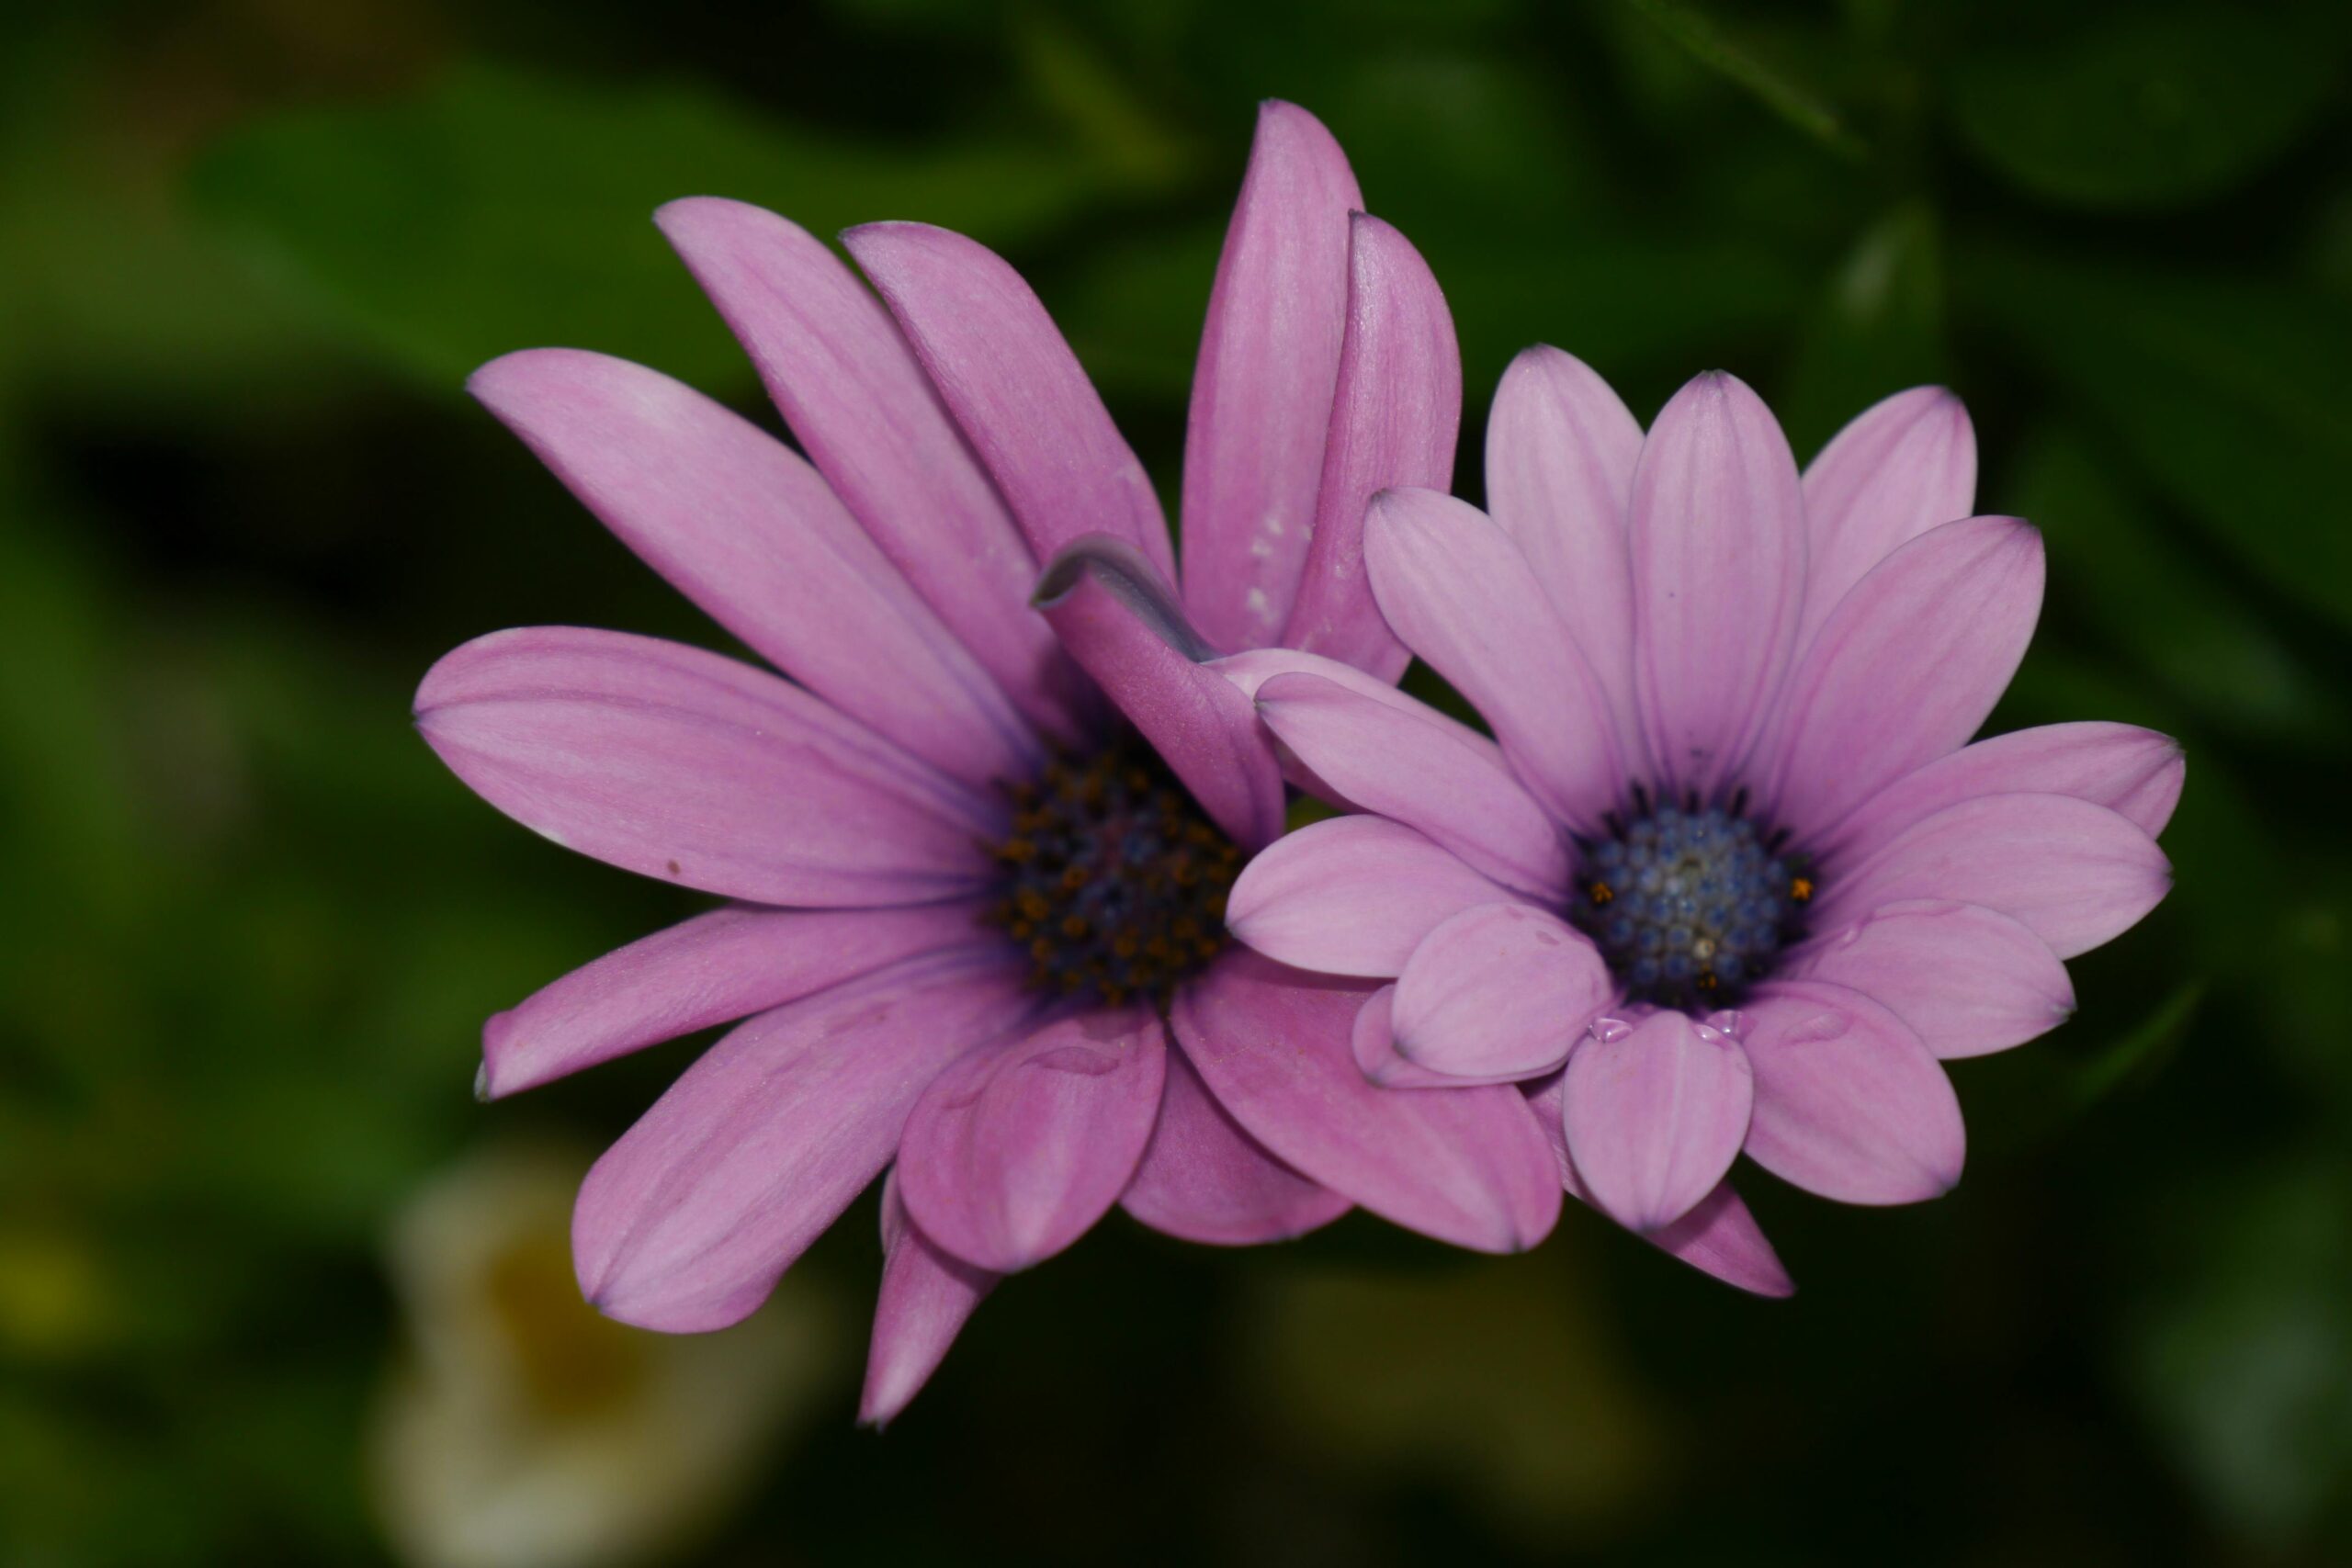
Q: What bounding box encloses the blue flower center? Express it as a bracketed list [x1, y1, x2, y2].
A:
[982, 739, 1238, 1008]
[1566, 795, 1814, 1010]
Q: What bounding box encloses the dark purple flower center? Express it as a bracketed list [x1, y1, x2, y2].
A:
[1567, 794, 1815, 1010]
[981, 738, 1239, 1008]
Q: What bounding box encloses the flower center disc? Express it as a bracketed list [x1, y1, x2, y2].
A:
[984, 739, 1239, 1007]
[1567, 799, 1813, 1010]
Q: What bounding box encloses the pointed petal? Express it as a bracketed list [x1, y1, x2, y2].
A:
[1392, 904, 1613, 1080]
[414, 627, 996, 907]
[573, 952, 1032, 1332]
[1363, 487, 1624, 832]
[898, 1008, 1166, 1273]
[1030, 536, 1286, 850]
[1788, 898, 2074, 1059]
[469, 349, 1037, 787]
[1816, 792, 2172, 959]
[1252, 670, 1569, 897]
[482, 903, 982, 1098]
[1180, 102, 1361, 651]
[1175, 952, 1563, 1252]
[654, 198, 1088, 742]
[1120, 1038, 1351, 1244]
[1763, 515, 2045, 840]
[844, 221, 1175, 583]
[860, 1171, 998, 1427]
[1227, 816, 1522, 978]
[1813, 722, 2185, 866]
[1282, 214, 1462, 679]
[1484, 344, 1645, 761]
[1629, 371, 1807, 796]
[1527, 1072, 1794, 1295]
[1739, 980, 1965, 1204]
[1798, 386, 1976, 648]
[1560, 1013, 1754, 1233]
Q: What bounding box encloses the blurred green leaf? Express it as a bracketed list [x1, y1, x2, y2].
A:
[1618, 0, 1867, 160]
[1969, 246, 2352, 637]
[189, 62, 1102, 389]
[2127, 1153, 2352, 1542]
[2006, 430, 2348, 744]
[1949, 6, 2346, 210]
[1781, 202, 1947, 456]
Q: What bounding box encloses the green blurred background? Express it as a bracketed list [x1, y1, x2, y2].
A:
[4, 0, 2349, 1562]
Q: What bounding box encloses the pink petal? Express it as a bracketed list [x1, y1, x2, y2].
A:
[572, 951, 1034, 1332]
[1740, 980, 1965, 1204]
[469, 349, 1037, 788]
[1227, 816, 1523, 978]
[1813, 721, 2186, 866]
[844, 221, 1176, 584]
[1798, 386, 1976, 649]
[860, 1171, 998, 1427]
[1032, 536, 1286, 851]
[1484, 344, 1646, 763]
[415, 627, 996, 908]
[1762, 515, 2045, 840]
[1281, 213, 1463, 680]
[897, 1008, 1167, 1274]
[1175, 952, 1563, 1252]
[1560, 1012, 1755, 1233]
[654, 198, 1089, 744]
[1179, 101, 1361, 652]
[1349, 983, 1468, 1088]
[1526, 1072, 1794, 1296]
[1210, 644, 1506, 806]
[1363, 487, 1624, 833]
[1628, 371, 1807, 797]
[482, 902, 983, 1099]
[1391, 903, 1614, 1081]
[1815, 792, 2172, 960]
[1252, 670, 1569, 897]
[1119, 1038, 1352, 1244]
[1787, 898, 2074, 1059]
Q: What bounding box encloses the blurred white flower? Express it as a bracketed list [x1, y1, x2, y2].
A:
[368, 1138, 841, 1568]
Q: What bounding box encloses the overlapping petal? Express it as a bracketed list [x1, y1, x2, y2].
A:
[861, 1173, 999, 1427]
[572, 951, 1034, 1333]
[1796, 386, 1977, 648]
[1628, 371, 1808, 796]
[1176, 952, 1562, 1252]
[1483, 344, 1645, 760]
[1560, 1012, 1754, 1234]
[1390, 904, 1614, 1080]
[1032, 536, 1286, 851]
[654, 197, 1089, 742]
[898, 1008, 1167, 1273]
[481, 903, 984, 1099]
[844, 221, 1176, 582]
[1363, 487, 1623, 832]
[1761, 515, 2044, 840]
[1817, 792, 2172, 959]
[1180, 101, 1361, 652]
[1788, 899, 2073, 1059]
[415, 627, 998, 908]
[1119, 1039, 1351, 1244]
[1227, 817, 1525, 978]
[469, 348, 1037, 786]
[1251, 670, 1569, 897]
[1739, 981, 1964, 1204]
[1281, 214, 1462, 679]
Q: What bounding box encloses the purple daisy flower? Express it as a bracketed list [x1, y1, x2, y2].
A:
[1223, 352, 2181, 1292]
[414, 103, 1565, 1423]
